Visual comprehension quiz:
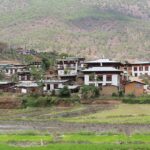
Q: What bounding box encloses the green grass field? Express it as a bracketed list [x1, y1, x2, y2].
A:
[0, 104, 150, 124]
[59, 104, 150, 124]
[0, 133, 150, 150]
[0, 144, 150, 150]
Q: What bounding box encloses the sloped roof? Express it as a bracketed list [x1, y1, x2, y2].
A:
[126, 81, 146, 85]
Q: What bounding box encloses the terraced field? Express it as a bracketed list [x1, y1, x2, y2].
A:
[0, 103, 150, 149]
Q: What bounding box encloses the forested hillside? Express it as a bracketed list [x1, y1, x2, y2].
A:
[0, 0, 150, 60]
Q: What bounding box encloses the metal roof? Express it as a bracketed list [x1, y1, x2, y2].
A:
[0, 81, 13, 85]
[43, 80, 68, 83]
[131, 61, 150, 65]
[82, 67, 121, 72]
[16, 81, 39, 88]
[85, 59, 120, 64]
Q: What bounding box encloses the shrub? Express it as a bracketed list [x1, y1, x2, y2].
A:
[22, 95, 52, 107]
[122, 95, 150, 104]
[51, 90, 55, 96]
[118, 91, 124, 97]
[59, 86, 71, 97]
[81, 85, 99, 99]
[112, 92, 118, 97]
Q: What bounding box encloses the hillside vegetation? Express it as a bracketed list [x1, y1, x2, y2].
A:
[0, 0, 150, 60]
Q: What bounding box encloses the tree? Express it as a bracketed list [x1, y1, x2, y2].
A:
[59, 86, 71, 97]
[30, 67, 44, 82]
[41, 57, 51, 71]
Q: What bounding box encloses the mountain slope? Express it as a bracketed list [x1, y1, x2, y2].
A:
[0, 0, 150, 60]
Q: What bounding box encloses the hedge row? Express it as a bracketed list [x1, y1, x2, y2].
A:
[22, 94, 80, 107]
[122, 96, 150, 104]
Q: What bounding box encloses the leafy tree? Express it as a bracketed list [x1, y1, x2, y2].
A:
[41, 57, 51, 71]
[30, 67, 44, 82]
[59, 86, 71, 97]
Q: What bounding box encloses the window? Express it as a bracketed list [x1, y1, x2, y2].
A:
[145, 66, 149, 71]
[97, 75, 103, 81]
[134, 73, 138, 77]
[54, 84, 58, 89]
[139, 66, 143, 71]
[47, 84, 50, 90]
[98, 83, 102, 90]
[106, 75, 112, 81]
[134, 67, 137, 71]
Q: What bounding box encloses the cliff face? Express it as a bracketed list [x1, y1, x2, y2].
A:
[0, 0, 150, 60]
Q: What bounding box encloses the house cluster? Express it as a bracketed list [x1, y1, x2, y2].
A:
[0, 57, 150, 96]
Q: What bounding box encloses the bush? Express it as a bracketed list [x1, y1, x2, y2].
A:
[112, 92, 118, 97]
[122, 95, 150, 104]
[59, 86, 71, 97]
[81, 85, 99, 99]
[118, 91, 124, 97]
[22, 95, 52, 107]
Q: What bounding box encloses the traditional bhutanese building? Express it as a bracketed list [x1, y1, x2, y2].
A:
[82, 67, 122, 88]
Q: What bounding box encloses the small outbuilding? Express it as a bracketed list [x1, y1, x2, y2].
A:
[15, 81, 42, 94]
[0, 81, 15, 92]
[125, 81, 145, 96]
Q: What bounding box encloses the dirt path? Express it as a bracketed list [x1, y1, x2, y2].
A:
[0, 120, 150, 135]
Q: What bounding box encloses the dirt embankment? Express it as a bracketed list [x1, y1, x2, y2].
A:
[0, 94, 22, 109]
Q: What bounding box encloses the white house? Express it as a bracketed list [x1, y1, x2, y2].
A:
[43, 80, 68, 92]
[130, 61, 150, 77]
[82, 67, 122, 87]
[57, 57, 85, 81]
[4, 65, 27, 76]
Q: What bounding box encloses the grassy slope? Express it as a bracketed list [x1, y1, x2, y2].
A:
[61, 104, 150, 124]
[0, 104, 150, 124]
[0, 0, 150, 60]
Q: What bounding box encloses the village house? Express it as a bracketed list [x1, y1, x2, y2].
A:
[29, 61, 42, 69]
[125, 81, 145, 96]
[130, 61, 150, 77]
[82, 67, 122, 88]
[43, 80, 68, 93]
[4, 65, 28, 77]
[17, 71, 32, 81]
[57, 57, 85, 82]
[0, 81, 15, 92]
[123, 61, 150, 77]
[15, 81, 41, 94]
